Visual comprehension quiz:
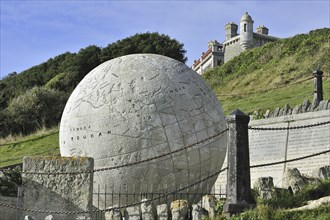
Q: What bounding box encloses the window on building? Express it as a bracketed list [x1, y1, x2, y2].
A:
[244, 24, 247, 32]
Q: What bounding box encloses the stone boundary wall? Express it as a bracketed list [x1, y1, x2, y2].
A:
[0, 195, 17, 220]
[22, 156, 94, 220]
[250, 99, 330, 120]
[215, 109, 330, 192]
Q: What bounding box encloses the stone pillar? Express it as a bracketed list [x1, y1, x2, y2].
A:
[201, 195, 216, 219]
[170, 200, 188, 220]
[156, 204, 168, 220]
[124, 205, 141, 220]
[223, 109, 255, 217]
[141, 198, 155, 220]
[191, 204, 208, 220]
[44, 215, 54, 220]
[313, 70, 323, 104]
[105, 205, 122, 220]
[253, 177, 275, 200]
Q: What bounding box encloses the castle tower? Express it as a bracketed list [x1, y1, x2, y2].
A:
[256, 25, 269, 35]
[225, 22, 238, 41]
[240, 12, 254, 50]
[208, 40, 222, 52]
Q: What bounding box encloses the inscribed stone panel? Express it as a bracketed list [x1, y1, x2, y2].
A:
[286, 116, 330, 176]
[248, 123, 288, 187]
[214, 110, 330, 192]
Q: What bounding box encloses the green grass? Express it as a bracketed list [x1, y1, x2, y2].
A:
[230, 203, 330, 220]
[209, 204, 330, 220]
[218, 77, 330, 115]
[0, 128, 60, 167]
[203, 28, 330, 115]
[211, 179, 330, 220]
[260, 179, 330, 209]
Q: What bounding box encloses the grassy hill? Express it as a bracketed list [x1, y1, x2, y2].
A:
[0, 128, 59, 167]
[0, 28, 329, 168]
[203, 28, 330, 115]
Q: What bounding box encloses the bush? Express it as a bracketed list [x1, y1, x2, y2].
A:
[5, 87, 68, 136]
[45, 71, 78, 92]
[261, 179, 330, 209]
[0, 166, 22, 197]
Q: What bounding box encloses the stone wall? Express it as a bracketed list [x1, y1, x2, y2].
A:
[224, 40, 242, 62]
[215, 109, 330, 192]
[0, 195, 17, 220]
[22, 156, 94, 220]
[200, 56, 212, 74]
[252, 36, 272, 47]
[250, 99, 330, 120]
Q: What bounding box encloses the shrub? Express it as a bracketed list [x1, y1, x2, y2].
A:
[5, 87, 68, 136]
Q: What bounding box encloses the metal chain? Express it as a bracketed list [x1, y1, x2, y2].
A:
[1, 149, 329, 214]
[248, 120, 330, 131]
[250, 149, 330, 168]
[23, 128, 229, 175]
[0, 167, 229, 214]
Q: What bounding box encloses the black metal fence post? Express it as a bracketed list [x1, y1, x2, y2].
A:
[223, 109, 255, 217]
[313, 69, 323, 103]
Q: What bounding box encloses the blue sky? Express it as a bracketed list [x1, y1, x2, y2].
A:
[1, 0, 329, 79]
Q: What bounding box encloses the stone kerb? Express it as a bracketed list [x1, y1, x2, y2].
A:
[22, 156, 94, 220]
[101, 195, 223, 220]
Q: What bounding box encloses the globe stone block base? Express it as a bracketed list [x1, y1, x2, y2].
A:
[22, 156, 94, 220]
[59, 54, 227, 208]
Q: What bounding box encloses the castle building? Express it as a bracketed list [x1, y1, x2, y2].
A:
[192, 12, 279, 75]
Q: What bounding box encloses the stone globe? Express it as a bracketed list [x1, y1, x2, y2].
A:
[59, 54, 227, 208]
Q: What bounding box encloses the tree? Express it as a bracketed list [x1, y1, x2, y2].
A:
[75, 45, 102, 80]
[100, 32, 187, 63]
[45, 71, 78, 92]
[6, 87, 68, 135]
[7, 72, 17, 77]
